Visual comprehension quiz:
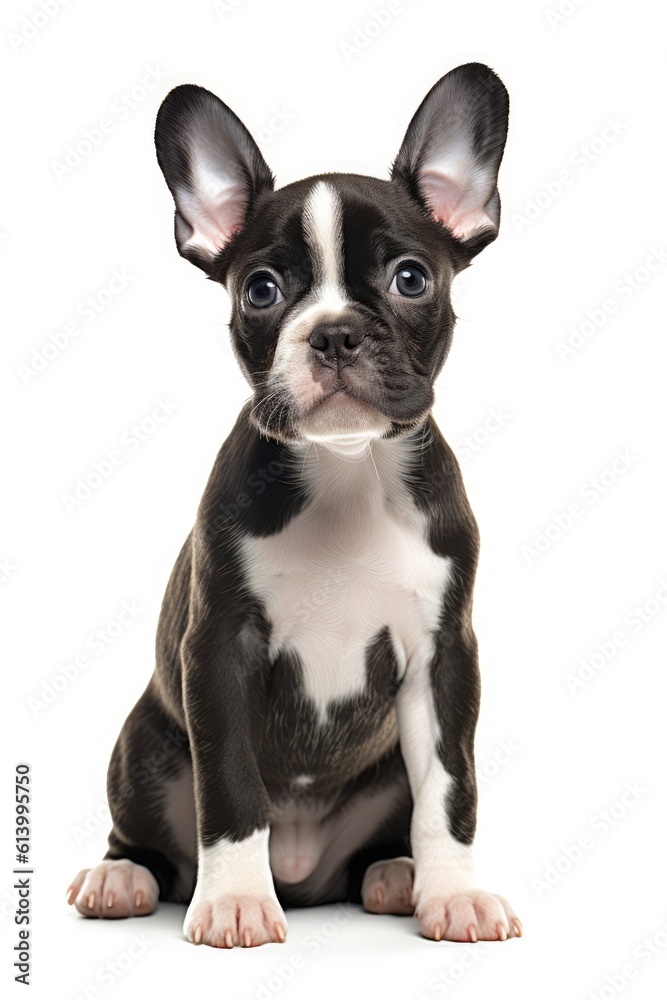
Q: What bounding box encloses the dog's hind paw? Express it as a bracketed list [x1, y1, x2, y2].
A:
[361, 857, 415, 915]
[66, 860, 159, 918]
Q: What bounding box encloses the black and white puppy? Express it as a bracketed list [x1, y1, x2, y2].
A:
[67, 63, 521, 947]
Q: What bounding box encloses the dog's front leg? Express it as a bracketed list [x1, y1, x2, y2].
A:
[396, 626, 522, 943]
[181, 620, 286, 949]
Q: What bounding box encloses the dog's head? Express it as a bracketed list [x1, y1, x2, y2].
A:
[155, 64, 509, 445]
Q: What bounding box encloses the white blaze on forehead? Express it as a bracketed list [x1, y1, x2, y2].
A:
[269, 181, 350, 393]
[302, 180, 347, 308]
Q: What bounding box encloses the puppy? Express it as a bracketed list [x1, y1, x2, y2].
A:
[67, 62, 521, 947]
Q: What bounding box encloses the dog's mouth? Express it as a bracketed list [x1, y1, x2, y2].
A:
[313, 382, 363, 406]
[297, 384, 391, 442]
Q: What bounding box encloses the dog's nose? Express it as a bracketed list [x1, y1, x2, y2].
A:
[308, 322, 365, 369]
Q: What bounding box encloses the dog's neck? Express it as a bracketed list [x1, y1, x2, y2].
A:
[285, 432, 424, 520]
[306, 435, 376, 460]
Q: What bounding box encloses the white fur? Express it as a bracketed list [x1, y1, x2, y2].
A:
[292, 774, 314, 788]
[301, 180, 347, 308]
[241, 436, 476, 903]
[190, 828, 275, 902]
[240, 438, 451, 724]
[270, 181, 349, 402]
[396, 647, 476, 904]
[183, 826, 285, 943]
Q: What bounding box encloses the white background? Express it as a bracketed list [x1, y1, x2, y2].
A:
[2, 0, 666, 997]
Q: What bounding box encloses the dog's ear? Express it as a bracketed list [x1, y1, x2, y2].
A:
[155, 85, 274, 273]
[391, 63, 509, 257]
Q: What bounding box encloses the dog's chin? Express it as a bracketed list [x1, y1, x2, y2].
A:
[296, 391, 392, 445]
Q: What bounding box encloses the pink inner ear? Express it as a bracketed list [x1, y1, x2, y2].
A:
[177, 179, 248, 256]
[419, 167, 495, 240]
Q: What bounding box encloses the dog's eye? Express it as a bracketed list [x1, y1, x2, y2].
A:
[389, 264, 428, 298]
[246, 275, 284, 308]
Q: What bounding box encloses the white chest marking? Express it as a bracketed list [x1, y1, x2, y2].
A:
[240, 439, 452, 723]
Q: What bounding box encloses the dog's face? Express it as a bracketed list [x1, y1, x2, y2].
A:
[155, 64, 508, 444]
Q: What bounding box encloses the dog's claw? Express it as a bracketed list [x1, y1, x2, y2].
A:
[434, 923, 442, 942]
[224, 929, 234, 948]
[468, 923, 478, 943]
[275, 922, 286, 943]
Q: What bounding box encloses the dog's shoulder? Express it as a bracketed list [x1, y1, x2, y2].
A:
[195, 404, 308, 547]
[404, 416, 480, 571]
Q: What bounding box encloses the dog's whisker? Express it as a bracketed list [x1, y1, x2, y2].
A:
[249, 389, 282, 419]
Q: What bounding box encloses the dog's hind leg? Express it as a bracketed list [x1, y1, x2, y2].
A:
[66, 682, 194, 918]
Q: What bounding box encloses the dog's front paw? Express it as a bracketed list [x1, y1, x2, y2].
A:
[417, 890, 522, 942]
[183, 894, 287, 948]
